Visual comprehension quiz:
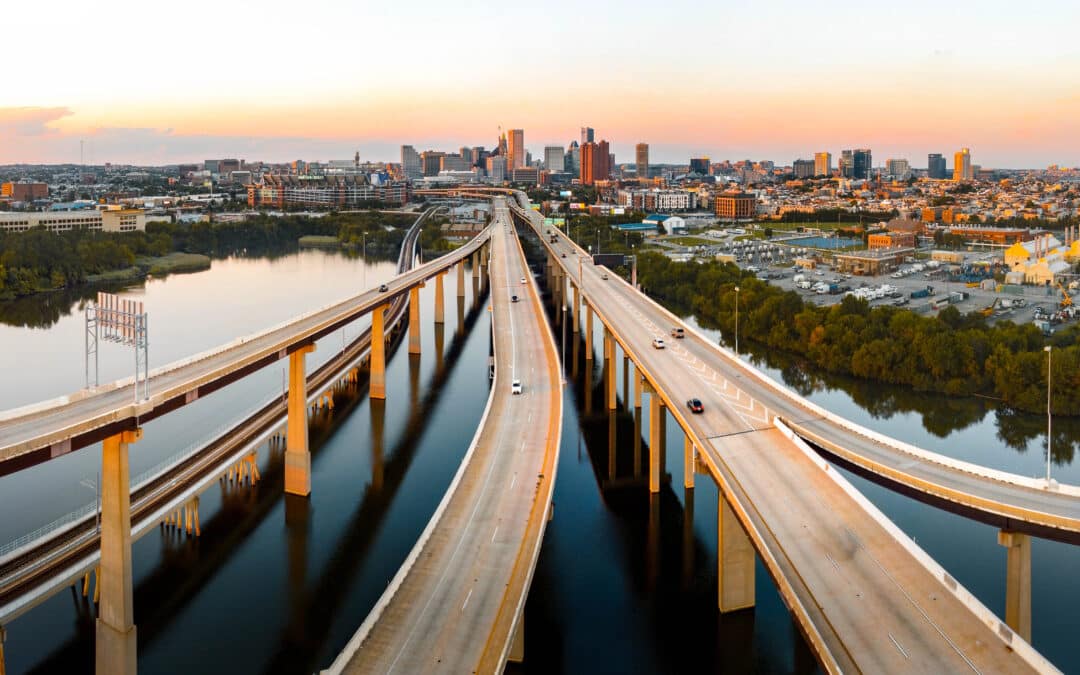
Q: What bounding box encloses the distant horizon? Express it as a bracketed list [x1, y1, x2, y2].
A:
[0, 134, 1069, 173]
[3, 1, 1079, 169]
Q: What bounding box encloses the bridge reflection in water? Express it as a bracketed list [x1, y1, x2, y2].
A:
[9, 283, 491, 675]
[510, 245, 817, 674]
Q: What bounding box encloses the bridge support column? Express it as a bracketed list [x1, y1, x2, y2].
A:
[408, 285, 422, 355]
[472, 251, 480, 279]
[634, 370, 643, 409]
[96, 428, 142, 675]
[1, 624, 6, 675]
[648, 388, 663, 493]
[718, 496, 755, 612]
[370, 304, 389, 400]
[585, 304, 593, 360]
[285, 344, 316, 497]
[457, 261, 466, 298]
[684, 436, 695, 489]
[998, 530, 1032, 641]
[572, 284, 580, 333]
[605, 335, 617, 411]
[434, 272, 446, 324]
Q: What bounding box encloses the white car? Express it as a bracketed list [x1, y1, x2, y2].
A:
[511, 379, 523, 395]
[652, 338, 666, 349]
[520, 277, 526, 284]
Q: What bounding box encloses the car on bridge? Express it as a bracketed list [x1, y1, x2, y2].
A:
[670, 327, 685, 339]
[686, 398, 704, 414]
[511, 379, 523, 395]
[511, 295, 519, 303]
[520, 277, 526, 284]
[652, 338, 665, 349]
[379, 284, 388, 292]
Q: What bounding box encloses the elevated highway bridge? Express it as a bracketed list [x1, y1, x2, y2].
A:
[509, 192, 1059, 673]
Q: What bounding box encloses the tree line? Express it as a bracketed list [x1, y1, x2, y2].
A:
[634, 252, 1080, 416]
[0, 211, 420, 300]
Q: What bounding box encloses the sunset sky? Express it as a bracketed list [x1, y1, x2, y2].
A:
[3, 0, 1079, 167]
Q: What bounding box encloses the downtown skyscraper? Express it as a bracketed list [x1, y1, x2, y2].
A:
[635, 143, 649, 180]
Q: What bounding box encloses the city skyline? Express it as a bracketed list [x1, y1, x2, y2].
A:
[3, 0, 1079, 167]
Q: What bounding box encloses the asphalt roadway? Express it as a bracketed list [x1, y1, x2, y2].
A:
[331, 198, 561, 674]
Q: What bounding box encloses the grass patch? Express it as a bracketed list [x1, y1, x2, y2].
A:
[299, 235, 341, 248]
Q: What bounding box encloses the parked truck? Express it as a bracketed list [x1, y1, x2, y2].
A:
[911, 288, 931, 299]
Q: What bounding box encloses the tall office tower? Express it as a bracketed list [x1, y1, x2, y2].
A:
[420, 151, 445, 177]
[497, 130, 508, 157]
[459, 147, 474, 165]
[852, 149, 872, 180]
[839, 150, 854, 178]
[486, 155, 507, 182]
[885, 158, 910, 178]
[927, 153, 947, 179]
[793, 159, 815, 178]
[544, 146, 565, 172]
[814, 151, 832, 176]
[954, 148, 972, 181]
[566, 140, 580, 176]
[507, 129, 525, 169]
[635, 143, 649, 179]
[580, 127, 594, 146]
[580, 140, 611, 185]
[400, 145, 422, 180]
[689, 157, 710, 175]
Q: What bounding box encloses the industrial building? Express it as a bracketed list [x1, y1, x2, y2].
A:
[0, 209, 146, 233]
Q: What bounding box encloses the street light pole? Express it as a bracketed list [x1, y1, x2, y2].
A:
[1046, 345, 1053, 484]
[734, 286, 740, 357]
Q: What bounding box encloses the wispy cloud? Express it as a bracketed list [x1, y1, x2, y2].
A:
[0, 107, 73, 137]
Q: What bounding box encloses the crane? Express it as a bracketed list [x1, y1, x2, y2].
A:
[979, 297, 999, 317]
[1056, 281, 1073, 308]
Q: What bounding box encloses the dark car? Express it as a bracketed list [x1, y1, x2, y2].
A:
[561, 252, 567, 258]
[686, 398, 704, 414]
[511, 295, 519, 303]
[379, 284, 388, 292]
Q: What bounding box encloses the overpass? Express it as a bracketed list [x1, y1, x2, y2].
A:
[0, 208, 494, 674]
[326, 196, 562, 673]
[510, 194, 1057, 673]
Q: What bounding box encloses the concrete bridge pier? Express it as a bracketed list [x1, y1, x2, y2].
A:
[96, 428, 142, 675]
[718, 495, 756, 613]
[472, 251, 480, 279]
[572, 285, 580, 333]
[285, 344, 316, 496]
[1, 624, 6, 675]
[585, 304, 593, 360]
[647, 384, 664, 493]
[683, 486, 695, 589]
[998, 530, 1032, 641]
[409, 285, 423, 355]
[434, 272, 446, 324]
[634, 370, 643, 409]
[684, 436, 696, 489]
[604, 331, 617, 410]
[457, 260, 466, 298]
[370, 305, 389, 400]
[622, 356, 629, 407]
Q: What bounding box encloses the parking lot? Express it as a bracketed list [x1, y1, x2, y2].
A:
[660, 232, 1077, 329]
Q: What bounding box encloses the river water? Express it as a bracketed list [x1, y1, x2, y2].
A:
[1, 244, 1078, 673]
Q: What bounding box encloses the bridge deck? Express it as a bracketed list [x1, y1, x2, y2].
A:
[328, 198, 560, 673]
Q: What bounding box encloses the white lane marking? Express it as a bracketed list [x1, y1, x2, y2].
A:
[461, 587, 474, 612]
[510, 474, 517, 490]
[520, 440, 527, 453]
[491, 526, 499, 543]
[888, 633, 910, 660]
